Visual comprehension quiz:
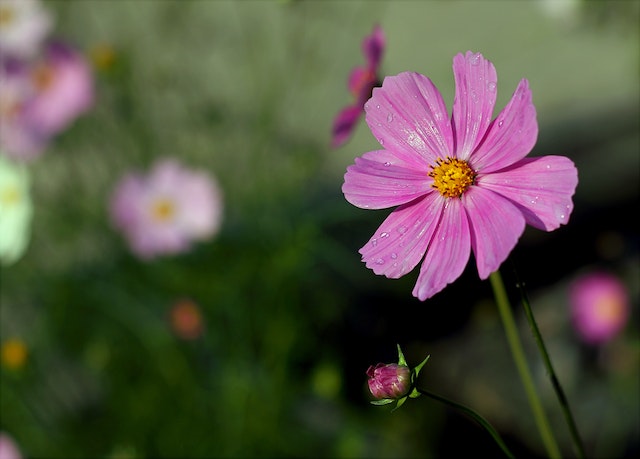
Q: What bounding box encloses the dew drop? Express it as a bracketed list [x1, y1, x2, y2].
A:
[376, 104, 381, 109]
[390, 252, 398, 259]
[468, 52, 481, 65]
[498, 120, 504, 127]
[384, 161, 391, 167]
[371, 238, 378, 247]
[380, 232, 389, 238]
[398, 225, 407, 234]
[378, 138, 384, 145]
[487, 81, 497, 92]
[375, 258, 385, 265]
[387, 113, 394, 123]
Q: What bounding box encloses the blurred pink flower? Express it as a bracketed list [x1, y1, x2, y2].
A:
[0, 432, 22, 459]
[0, 0, 53, 59]
[569, 272, 630, 345]
[0, 42, 94, 161]
[343, 51, 578, 300]
[331, 24, 385, 148]
[0, 59, 48, 160]
[22, 41, 94, 136]
[110, 158, 224, 259]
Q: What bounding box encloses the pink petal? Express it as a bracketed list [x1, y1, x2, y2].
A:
[331, 105, 362, 148]
[462, 186, 525, 279]
[413, 198, 471, 300]
[365, 72, 453, 165]
[362, 24, 385, 70]
[478, 156, 578, 231]
[470, 79, 538, 173]
[360, 193, 445, 278]
[342, 149, 434, 209]
[451, 51, 498, 161]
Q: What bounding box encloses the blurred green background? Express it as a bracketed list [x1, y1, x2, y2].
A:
[1, 0, 638, 457]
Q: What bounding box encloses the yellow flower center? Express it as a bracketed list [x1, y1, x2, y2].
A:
[1, 339, 28, 370]
[151, 198, 175, 222]
[429, 157, 476, 198]
[0, 185, 20, 206]
[0, 6, 14, 27]
[32, 64, 55, 91]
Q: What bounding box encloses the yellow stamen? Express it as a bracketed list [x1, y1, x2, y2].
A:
[429, 156, 476, 198]
[0, 6, 14, 27]
[151, 199, 175, 222]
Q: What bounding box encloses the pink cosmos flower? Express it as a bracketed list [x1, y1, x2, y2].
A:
[0, 59, 49, 160]
[343, 51, 578, 300]
[0, 0, 53, 59]
[331, 24, 385, 148]
[569, 272, 630, 345]
[0, 432, 22, 459]
[0, 42, 94, 161]
[22, 41, 94, 137]
[110, 158, 224, 260]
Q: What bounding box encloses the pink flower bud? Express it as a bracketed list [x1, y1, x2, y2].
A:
[366, 363, 411, 400]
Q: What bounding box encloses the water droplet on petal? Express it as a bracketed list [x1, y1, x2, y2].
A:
[387, 113, 394, 123]
[384, 161, 391, 167]
[380, 232, 389, 239]
[487, 81, 497, 92]
[376, 104, 381, 109]
[371, 238, 378, 247]
[398, 226, 407, 234]
[468, 52, 482, 65]
[375, 258, 385, 265]
[390, 252, 398, 259]
[378, 138, 384, 146]
[498, 120, 504, 127]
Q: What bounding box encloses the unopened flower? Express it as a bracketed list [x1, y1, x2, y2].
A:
[366, 344, 429, 410]
[169, 298, 205, 340]
[0, 155, 32, 265]
[343, 51, 578, 300]
[110, 158, 224, 259]
[0, 0, 52, 59]
[569, 272, 630, 345]
[332, 24, 385, 148]
[0, 338, 28, 370]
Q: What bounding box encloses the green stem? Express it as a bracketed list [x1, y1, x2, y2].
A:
[489, 270, 562, 459]
[513, 269, 586, 458]
[417, 388, 515, 459]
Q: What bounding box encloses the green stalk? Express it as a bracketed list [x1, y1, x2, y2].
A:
[512, 269, 586, 458]
[490, 270, 562, 459]
[417, 387, 515, 459]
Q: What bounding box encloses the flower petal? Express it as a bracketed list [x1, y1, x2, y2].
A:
[451, 51, 498, 161]
[470, 79, 538, 173]
[365, 72, 453, 165]
[362, 24, 385, 70]
[413, 198, 471, 300]
[343, 149, 434, 209]
[478, 156, 578, 231]
[359, 193, 445, 278]
[462, 186, 525, 279]
[331, 105, 362, 148]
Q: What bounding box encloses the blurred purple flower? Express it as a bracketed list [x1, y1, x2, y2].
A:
[0, 432, 22, 459]
[0, 0, 53, 59]
[366, 363, 411, 400]
[343, 51, 578, 300]
[331, 24, 385, 148]
[110, 159, 224, 260]
[0, 42, 94, 162]
[0, 59, 48, 160]
[569, 272, 630, 345]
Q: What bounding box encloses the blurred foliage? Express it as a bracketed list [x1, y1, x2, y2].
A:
[1, 1, 639, 458]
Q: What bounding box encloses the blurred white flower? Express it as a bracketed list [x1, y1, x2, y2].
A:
[0, 0, 52, 59]
[110, 158, 224, 260]
[0, 154, 32, 265]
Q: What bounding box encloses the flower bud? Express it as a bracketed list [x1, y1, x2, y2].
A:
[366, 363, 411, 400]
